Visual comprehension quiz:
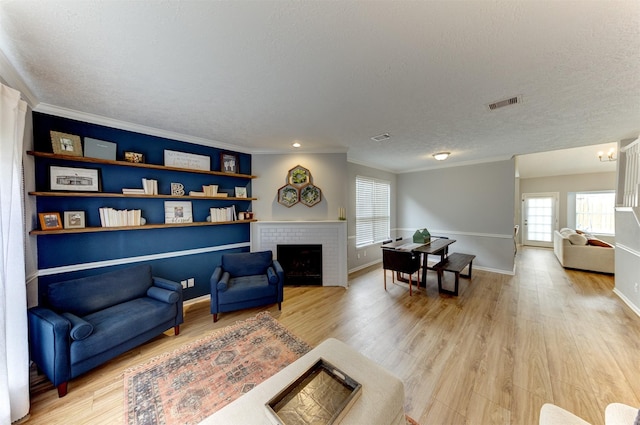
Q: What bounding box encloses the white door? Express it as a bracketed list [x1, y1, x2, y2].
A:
[522, 193, 558, 248]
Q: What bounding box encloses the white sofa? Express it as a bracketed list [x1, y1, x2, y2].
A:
[540, 402, 638, 425]
[553, 229, 615, 274]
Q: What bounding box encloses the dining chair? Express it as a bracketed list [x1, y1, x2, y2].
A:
[382, 248, 421, 296]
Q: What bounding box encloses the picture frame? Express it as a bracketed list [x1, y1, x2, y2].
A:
[164, 201, 193, 224]
[63, 211, 86, 229]
[50, 131, 83, 156]
[164, 150, 210, 171]
[235, 187, 247, 198]
[221, 152, 239, 174]
[50, 165, 101, 192]
[38, 212, 63, 231]
[124, 151, 145, 163]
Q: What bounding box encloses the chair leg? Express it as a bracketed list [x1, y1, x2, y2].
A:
[383, 269, 387, 291]
[409, 274, 413, 296]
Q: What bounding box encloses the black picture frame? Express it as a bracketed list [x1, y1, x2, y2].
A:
[49, 165, 102, 192]
[220, 152, 239, 174]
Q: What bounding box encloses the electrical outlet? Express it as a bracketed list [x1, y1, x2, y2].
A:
[180, 280, 187, 289]
[187, 278, 195, 288]
[635, 282, 639, 293]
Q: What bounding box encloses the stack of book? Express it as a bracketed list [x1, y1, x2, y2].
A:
[99, 208, 142, 227]
[210, 206, 237, 222]
[122, 178, 158, 195]
[190, 184, 227, 197]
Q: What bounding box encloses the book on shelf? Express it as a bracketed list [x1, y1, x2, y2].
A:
[99, 207, 142, 227]
[122, 188, 146, 195]
[209, 205, 236, 222]
[189, 191, 205, 197]
[142, 178, 158, 195]
[212, 193, 228, 198]
[202, 185, 218, 197]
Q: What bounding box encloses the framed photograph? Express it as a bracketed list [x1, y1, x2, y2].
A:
[164, 201, 193, 224]
[124, 151, 145, 163]
[63, 211, 86, 229]
[221, 152, 239, 174]
[50, 131, 83, 156]
[50, 166, 101, 192]
[38, 212, 63, 231]
[164, 150, 210, 171]
[235, 187, 247, 198]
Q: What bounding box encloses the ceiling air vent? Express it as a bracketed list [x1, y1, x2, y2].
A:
[371, 133, 391, 142]
[487, 95, 521, 111]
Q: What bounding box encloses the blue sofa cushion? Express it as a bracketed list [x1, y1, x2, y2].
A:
[72, 297, 176, 360]
[218, 275, 277, 304]
[222, 251, 272, 277]
[47, 265, 153, 316]
[266, 267, 278, 284]
[147, 286, 179, 304]
[62, 312, 93, 341]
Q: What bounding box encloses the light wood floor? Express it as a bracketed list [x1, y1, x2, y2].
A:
[25, 247, 640, 425]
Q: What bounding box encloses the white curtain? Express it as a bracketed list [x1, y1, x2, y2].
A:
[0, 83, 29, 423]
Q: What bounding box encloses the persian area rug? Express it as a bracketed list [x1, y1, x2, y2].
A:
[124, 312, 311, 425]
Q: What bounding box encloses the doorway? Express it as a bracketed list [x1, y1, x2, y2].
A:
[522, 192, 558, 248]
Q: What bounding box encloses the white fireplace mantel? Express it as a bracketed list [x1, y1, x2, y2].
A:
[251, 221, 348, 287]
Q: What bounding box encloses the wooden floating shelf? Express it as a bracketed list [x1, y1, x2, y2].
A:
[27, 151, 257, 179]
[29, 191, 256, 200]
[29, 219, 258, 235]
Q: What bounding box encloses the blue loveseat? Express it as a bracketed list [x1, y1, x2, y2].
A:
[210, 250, 284, 322]
[27, 264, 183, 397]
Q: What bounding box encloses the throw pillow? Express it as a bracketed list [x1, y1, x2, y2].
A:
[560, 228, 575, 237]
[62, 312, 94, 340]
[587, 238, 614, 248]
[567, 233, 588, 245]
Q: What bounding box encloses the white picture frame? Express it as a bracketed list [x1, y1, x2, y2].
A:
[50, 165, 101, 192]
[164, 201, 193, 224]
[63, 211, 86, 229]
[235, 187, 247, 198]
[164, 150, 210, 171]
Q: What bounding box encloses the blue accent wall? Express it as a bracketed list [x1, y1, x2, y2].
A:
[32, 112, 253, 301]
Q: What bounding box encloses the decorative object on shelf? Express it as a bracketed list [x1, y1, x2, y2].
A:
[39, 212, 63, 230]
[170, 182, 185, 196]
[278, 165, 323, 208]
[288, 165, 310, 187]
[49, 165, 101, 192]
[84, 137, 116, 160]
[278, 184, 299, 207]
[338, 207, 346, 220]
[63, 211, 85, 229]
[164, 201, 193, 224]
[221, 152, 239, 174]
[300, 184, 321, 207]
[50, 131, 82, 156]
[235, 187, 247, 198]
[124, 151, 145, 163]
[164, 149, 210, 171]
[99, 208, 142, 227]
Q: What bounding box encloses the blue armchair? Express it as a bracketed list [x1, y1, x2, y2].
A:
[210, 251, 284, 322]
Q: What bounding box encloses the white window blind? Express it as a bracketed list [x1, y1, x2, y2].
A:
[356, 176, 390, 247]
[575, 191, 615, 234]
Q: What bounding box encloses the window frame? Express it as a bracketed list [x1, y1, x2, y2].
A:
[573, 190, 616, 235]
[355, 175, 390, 248]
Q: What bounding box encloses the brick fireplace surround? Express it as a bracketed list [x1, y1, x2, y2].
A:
[251, 221, 348, 287]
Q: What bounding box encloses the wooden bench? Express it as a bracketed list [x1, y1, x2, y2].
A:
[434, 253, 476, 296]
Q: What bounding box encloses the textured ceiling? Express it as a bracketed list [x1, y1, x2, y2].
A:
[0, 1, 638, 174]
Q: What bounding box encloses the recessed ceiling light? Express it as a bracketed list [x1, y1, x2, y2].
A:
[371, 133, 391, 142]
[292, 142, 301, 148]
[433, 152, 450, 161]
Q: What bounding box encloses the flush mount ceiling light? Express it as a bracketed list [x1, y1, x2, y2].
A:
[433, 152, 450, 161]
[371, 133, 391, 142]
[292, 142, 301, 148]
[598, 148, 616, 162]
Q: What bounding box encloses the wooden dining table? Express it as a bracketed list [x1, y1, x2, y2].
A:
[382, 237, 456, 287]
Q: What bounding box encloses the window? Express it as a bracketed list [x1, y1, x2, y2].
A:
[575, 191, 615, 234]
[356, 176, 390, 247]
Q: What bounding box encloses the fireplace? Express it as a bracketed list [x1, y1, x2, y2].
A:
[277, 244, 323, 286]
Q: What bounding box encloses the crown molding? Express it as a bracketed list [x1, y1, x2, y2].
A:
[33, 103, 254, 154]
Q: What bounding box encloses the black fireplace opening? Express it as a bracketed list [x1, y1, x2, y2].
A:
[277, 244, 322, 286]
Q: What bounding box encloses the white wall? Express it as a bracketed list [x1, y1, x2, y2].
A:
[252, 153, 348, 222]
[519, 171, 616, 233]
[397, 159, 516, 274]
[347, 162, 397, 272]
[614, 210, 640, 315]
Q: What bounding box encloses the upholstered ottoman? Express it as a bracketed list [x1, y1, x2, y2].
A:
[198, 338, 406, 425]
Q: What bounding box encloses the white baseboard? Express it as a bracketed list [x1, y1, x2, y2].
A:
[613, 288, 640, 318]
